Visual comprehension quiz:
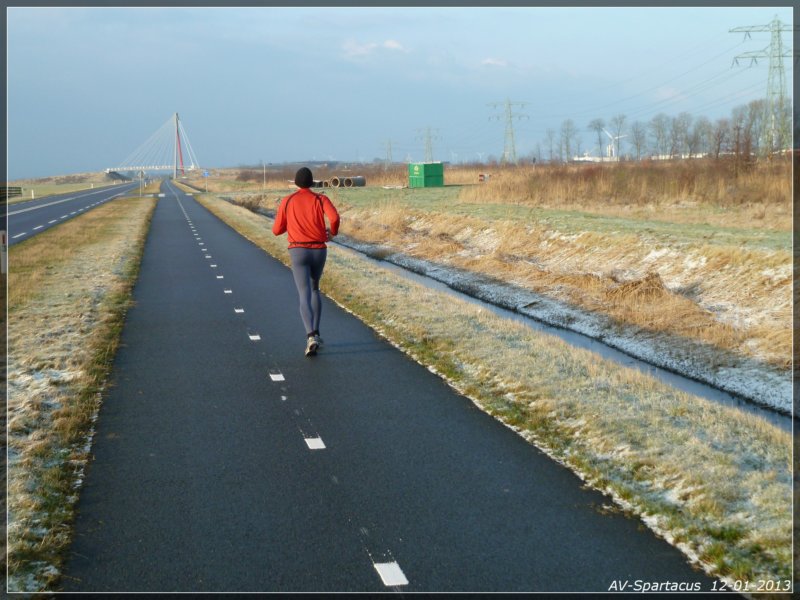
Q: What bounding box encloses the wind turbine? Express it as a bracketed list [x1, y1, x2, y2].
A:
[602, 128, 627, 160]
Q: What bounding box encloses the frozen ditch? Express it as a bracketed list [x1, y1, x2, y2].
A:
[330, 238, 792, 434]
[236, 200, 792, 432]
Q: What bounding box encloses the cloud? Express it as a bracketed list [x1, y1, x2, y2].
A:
[342, 38, 408, 59]
[382, 39, 407, 52]
[654, 86, 686, 102]
[481, 58, 509, 67]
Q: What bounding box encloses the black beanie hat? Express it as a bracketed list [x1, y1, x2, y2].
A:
[295, 167, 313, 188]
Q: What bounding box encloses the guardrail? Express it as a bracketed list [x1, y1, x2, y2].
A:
[1, 186, 23, 201]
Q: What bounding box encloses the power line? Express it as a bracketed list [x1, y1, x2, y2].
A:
[731, 15, 794, 152]
[384, 139, 393, 168]
[488, 98, 528, 164]
[415, 127, 439, 162]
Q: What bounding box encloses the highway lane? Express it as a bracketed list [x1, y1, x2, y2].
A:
[7, 181, 140, 245]
[62, 180, 722, 593]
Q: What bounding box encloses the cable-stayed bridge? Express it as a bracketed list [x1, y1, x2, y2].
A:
[106, 113, 200, 177]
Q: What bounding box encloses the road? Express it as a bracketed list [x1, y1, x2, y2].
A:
[62, 180, 722, 593]
[6, 182, 140, 245]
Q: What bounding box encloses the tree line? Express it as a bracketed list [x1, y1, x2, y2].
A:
[534, 98, 791, 164]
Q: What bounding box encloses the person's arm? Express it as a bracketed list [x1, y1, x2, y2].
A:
[322, 196, 340, 237]
[272, 197, 287, 235]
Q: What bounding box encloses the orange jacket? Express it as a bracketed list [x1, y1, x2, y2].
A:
[273, 188, 340, 249]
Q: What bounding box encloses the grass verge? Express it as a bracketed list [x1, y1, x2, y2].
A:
[190, 189, 792, 590]
[6, 192, 157, 592]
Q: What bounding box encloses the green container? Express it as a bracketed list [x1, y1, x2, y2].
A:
[408, 162, 444, 188]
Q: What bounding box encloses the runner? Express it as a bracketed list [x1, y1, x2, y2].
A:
[273, 167, 340, 356]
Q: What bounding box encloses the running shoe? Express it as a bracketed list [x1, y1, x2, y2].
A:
[305, 336, 319, 357]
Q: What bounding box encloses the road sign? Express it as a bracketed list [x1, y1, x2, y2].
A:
[203, 170, 209, 177]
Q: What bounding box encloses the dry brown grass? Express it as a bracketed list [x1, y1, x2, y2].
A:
[457, 159, 791, 230]
[192, 192, 792, 587]
[179, 159, 791, 372]
[336, 203, 789, 371]
[7, 195, 156, 592]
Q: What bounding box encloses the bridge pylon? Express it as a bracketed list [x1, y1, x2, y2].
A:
[106, 113, 200, 176]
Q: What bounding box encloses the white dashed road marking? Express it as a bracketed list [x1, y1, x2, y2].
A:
[12, 233, 26, 239]
[216, 275, 224, 279]
[248, 334, 261, 341]
[304, 437, 326, 450]
[48, 220, 57, 224]
[33, 225, 43, 230]
[234, 308, 244, 313]
[224, 289, 232, 294]
[210, 264, 217, 268]
[373, 562, 409, 587]
[269, 373, 285, 382]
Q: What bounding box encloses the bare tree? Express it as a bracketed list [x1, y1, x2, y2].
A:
[711, 118, 729, 159]
[668, 112, 692, 158]
[649, 113, 670, 158]
[545, 129, 556, 163]
[588, 118, 606, 159]
[609, 114, 626, 160]
[730, 105, 751, 172]
[746, 99, 765, 155]
[687, 116, 711, 158]
[629, 121, 648, 160]
[560, 119, 577, 161]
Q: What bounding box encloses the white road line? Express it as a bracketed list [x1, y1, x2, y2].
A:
[48, 220, 57, 224]
[7, 184, 137, 215]
[281, 395, 287, 401]
[61, 215, 68, 218]
[248, 334, 261, 341]
[70, 211, 77, 215]
[205, 255, 212, 259]
[269, 373, 285, 382]
[224, 289, 232, 294]
[234, 308, 244, 313]
[373, 562, 409, 587]
[33, 225, 44, 230]
[216, 275, 224, 279]
[210, 264, 218, 268]
[12, 232, 26, 239]
[304, 437, 326, 450]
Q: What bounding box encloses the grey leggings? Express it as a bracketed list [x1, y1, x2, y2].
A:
[288, 247, 327, 335]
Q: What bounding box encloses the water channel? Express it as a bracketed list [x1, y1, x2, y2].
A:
[332, 240, 793, 433]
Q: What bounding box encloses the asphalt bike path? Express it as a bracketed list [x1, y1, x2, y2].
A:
[62, 180, 720, 593]
[7, 182, 139, 245]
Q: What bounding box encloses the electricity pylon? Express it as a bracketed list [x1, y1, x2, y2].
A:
[488, 98, 528, 164]
[730, 15, 793, 154]
[416, 127, 439, 162]
[384, 140, 393, 169]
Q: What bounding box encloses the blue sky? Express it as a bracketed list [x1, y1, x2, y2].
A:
[7, 6, 794, 179]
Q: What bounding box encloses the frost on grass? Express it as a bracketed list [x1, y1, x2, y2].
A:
[337, 204, 791, 410]
[198, 194, 792, 586]
[335, 236, 791, 416]
[7, 198, 154, 592]
[329, 248, 792, 583]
